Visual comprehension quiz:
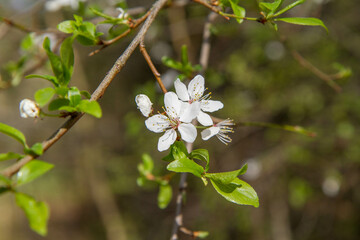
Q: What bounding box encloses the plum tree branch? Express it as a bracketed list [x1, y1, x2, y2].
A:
[1, 0, 169, 178]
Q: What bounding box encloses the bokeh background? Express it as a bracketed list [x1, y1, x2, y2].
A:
[0, 0, 359, 239]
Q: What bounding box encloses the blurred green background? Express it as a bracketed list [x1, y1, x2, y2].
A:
[0, 0, 359, 239]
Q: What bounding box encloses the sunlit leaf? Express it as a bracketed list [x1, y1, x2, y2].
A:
[34, 87, 55, 107]
[17, 160, 54, 186]
[26, 74, 59, 87]
[0, 152, 23, 162]
[229, 0, 246, 24]
[275, 17, 328, 32]
[0, 122, 27, 147]
[57, 20, 75, 33]
[167, 158, 204, 178]
[15, 192, 49, 236]
[210, 178, 259, 207]
[158, 184, 172, 209]
[205, 164, 247, 184]
[76, 100, 102, 118]
[190, 149, 210, 172]
[48, 98, 70, 111]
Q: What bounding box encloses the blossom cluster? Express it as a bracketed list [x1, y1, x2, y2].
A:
[135, 75, 234, 152]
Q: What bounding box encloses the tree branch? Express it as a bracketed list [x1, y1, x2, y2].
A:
[1, 0, 169, 178]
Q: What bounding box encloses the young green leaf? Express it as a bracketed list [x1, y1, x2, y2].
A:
[80, 90, 91, 99]
[273, 0, 305, 17]
[158, 184, 172, 209]
[48, 98, 71, 111]
[0, 122, 27, 147]
[68, 87, 82, 107]
[274, 17, 328, 32]
[60, 37, 74, 79]
[259, 0, 283, 13]
[43, 37, 65, 85]
[57, 20, 75, 33]
[190, 149, 210, 172]
[138, 154, 154, 175]
[17, 160, 54, 186]
[34, 87, 55, 107]
[26, 74, 59, 87]
[29, 143, 44, 156]
[171, 141, 189, 160]
[167, 158, 204, 178]
[76, 100, 102, 118]
[210, 178, 259, 207]
[0, 174, 12, 186]
[229, 0, 246, 24]
[205, 164, 248, 184]
[0, 152, 23, 162]
[15, 192, 49, 236]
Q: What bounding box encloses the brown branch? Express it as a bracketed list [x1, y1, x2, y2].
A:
[290, 50, 342, 93]
[89, 11, 151, 56]
[0, 17, 33, 33]
[139, 40, 168, 94]
[1, 0, 169, 178]
[192, 0, 229, 20]
[199, 12, 217, 73]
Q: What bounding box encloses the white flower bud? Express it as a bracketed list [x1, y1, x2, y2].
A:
[135, 94, 153, 117]
[19, 99, 40, 118]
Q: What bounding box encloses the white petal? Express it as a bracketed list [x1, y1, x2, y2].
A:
[188, 75, 205, 100]
[178, 123, 197, 143]
[179, 102, 200, 123]
[201, 127, 220, 140]
[158, 129, 177, 152]
[200, 100, 224, 113]
[164, 92, 181, 120]
[174, 79, 190, 102]
[135, 94, 153, 117]
[145, 114, 169, 133]
[197, 111, 213, 126]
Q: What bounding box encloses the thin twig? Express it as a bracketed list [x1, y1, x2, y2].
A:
[192, 0, 229, 20]
[89, 11, 151, 56]
[139, 40, 168, 94]
[199, 12, 217, 73]
[290, 50, 342, 93]
[0, 17, 33, 33]
[1, 0, 169, 178]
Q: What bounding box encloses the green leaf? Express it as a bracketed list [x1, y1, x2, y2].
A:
[29, 143, 44, 156]
[34, 87, 55, 107]
[80, 90, 91, 99]
[274, 17, 328, 32]
[171, 141, 188, 160]
[68, 87, 82, 107]
[0, 122, 27, 147]
[210, 178, 259, 207]
[15, 192, 49, 236]
[273, 0, 305, 17]
[60, 37, 74, 80]
[138, 154, 154, 175]
[0, 174, 11, 186]
[181, 45, 189, 66]
[43, 37, 65, 85]
[21, 34, 34, 51]
[259, 0, 283, 13]
[205, 164, 248, 184]
[230, 0, 246, 24]
[57, 20, 75, 33]
[48, 98, 70, 111]
[197, 231, 210, 238]
[77, 100, 102, 118]
[190, 149, 210, 172]
[25, 74, 59, 87]
[17, 160, 54, 186]
[0, 152, 23, 162]
[58, 106, 77, 112]
[158, 184, 172, 209]
[162, 56, 183, 71]
[90, 7, 117, 21]
[167, 158, 204, 178]
[0, 187, 9, 195]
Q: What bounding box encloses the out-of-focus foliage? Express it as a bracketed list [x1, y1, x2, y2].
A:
[0, 0, 359, 239]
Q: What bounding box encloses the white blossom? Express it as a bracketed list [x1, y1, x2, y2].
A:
[175, 75, 223, 126]
[201, 119, 234, 144]
[135, 94, 153, 117]
[19, 99, 40, 118]
[145, 92, 197, 152]
[116, 7, 129, 19]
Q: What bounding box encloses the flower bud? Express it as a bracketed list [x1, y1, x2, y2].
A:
[135, 94, 153, 117]
[19, 99, 40, 118]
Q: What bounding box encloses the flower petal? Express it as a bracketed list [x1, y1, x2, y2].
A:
[200, 100, 224, 112]
[164, 92, 181, 119]
[179, 101, 200, 123]
[197, 111, 213, 126]
[174, 79, 190, 102]
[178, 123, 197, 143]
[158, 129, 177, 152]
[201, 127, 220, 140]
[145, 114, 170, 133]
[188, 75, 205, 100]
